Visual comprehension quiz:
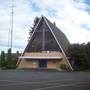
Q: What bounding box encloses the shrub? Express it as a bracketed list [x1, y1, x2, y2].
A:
[59, 64, 67, 70]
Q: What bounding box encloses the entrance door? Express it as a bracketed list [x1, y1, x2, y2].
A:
[39, 60, 47, 68]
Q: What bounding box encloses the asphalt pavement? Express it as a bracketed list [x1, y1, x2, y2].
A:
[0, 70, 90, 90]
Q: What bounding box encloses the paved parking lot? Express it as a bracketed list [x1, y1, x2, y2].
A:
[0, 70, 90, 90]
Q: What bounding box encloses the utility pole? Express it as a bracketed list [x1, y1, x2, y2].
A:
[10, 1, 14, 52]
[8, 0, 14, 52]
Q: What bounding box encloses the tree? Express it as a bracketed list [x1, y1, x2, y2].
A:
[68, 43, 90, 70]
[6, 48, 17, 69]
[6, 48, 12, 68]
[0, 49, 18, 69]
[7, 48, 12, 61]
[86, 42, 90, 67]
[29, 16, 40, 39]
[0, 51, 5, 68]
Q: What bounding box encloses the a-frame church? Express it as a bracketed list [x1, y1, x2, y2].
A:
[17, 16, 73, 71]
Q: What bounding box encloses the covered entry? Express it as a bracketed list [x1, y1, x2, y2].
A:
[39, 60, 47, 68]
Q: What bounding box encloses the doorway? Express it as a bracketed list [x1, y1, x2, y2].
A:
[39, 60, 47, 68]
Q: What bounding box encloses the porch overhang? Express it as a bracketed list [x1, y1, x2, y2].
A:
[19, 56, 62, 59]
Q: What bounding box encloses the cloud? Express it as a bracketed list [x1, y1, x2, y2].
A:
[0, 0, 32, 53]
[30, 0, 90, 43]
[0, 0, 90, 53]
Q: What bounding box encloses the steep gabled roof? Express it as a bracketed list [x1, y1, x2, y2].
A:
[25, 16, 70, 53]
[17, 16, 73, 70]
[44, 17, 70, 53]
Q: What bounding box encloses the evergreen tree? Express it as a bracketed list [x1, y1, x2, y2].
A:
[86, 42, 90, 67]
[68, 43, 90, 70]
[6, 48, 12, 68]
[29, 16, 40, 39]
[7, 48, 12, 61]
[0, 51, 5, 68]
[6, 48, 17, 69]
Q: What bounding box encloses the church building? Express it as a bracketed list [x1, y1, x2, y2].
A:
[17, 16, 73, 71]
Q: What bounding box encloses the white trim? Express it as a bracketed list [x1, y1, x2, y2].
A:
[19, 56, 62, 59]
[43, 17, 73, 71]
[16, 16, 43, 65]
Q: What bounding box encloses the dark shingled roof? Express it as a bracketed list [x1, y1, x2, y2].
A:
[44, 16, 70, 53]
[24, 16, 70, 54]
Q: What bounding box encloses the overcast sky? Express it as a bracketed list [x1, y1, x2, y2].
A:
[0, 0, 90, 53]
